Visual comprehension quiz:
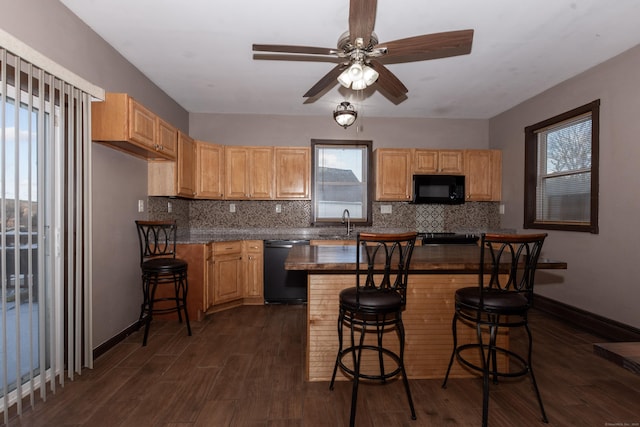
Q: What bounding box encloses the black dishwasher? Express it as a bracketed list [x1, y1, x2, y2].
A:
[264, 239, 310, 304]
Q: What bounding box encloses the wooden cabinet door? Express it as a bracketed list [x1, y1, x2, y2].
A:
[275, 147, 310, 199]
[177, 132, 196, 197]
[414, 149, 464, 174]
[414, 150, 439, 173]
[128, 98, 156, 149]
[464, 150, 502, 201]
[249, 147, 274, 199]
[225, 146, 274, 199]
[196, 141, 224, 199]
[213, 256, 243, 303]
[213, 242, 243, 304]
[224, 146, 250, 199]
[157, 118, 177, 160]
[375, 149, 412, 201]
[243, 240, 264, 301]
[438, 150, 464, 174]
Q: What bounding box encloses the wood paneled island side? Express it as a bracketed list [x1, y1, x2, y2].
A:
[285, 244, 567, 382]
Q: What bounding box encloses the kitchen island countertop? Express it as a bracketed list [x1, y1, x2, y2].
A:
[284, 243, 567, 272]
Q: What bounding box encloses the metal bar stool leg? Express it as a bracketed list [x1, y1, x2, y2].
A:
[397, 317, 417, 420]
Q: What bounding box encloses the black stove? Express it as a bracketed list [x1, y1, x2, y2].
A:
[418, 232, 479, 245]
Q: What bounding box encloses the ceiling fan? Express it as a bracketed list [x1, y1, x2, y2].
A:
[252, 0, 474, 100]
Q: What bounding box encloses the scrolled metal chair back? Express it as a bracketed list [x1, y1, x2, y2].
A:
[135, 220, 178, 264]
[480, 233, 547, 303]
[356, 232, 417, 304]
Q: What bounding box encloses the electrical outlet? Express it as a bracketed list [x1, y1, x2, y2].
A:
[138, 199, 144, 212]
[275, 204, 282, 213]
[167, 201, 172, 213]
[380, 205, 392, 214]
[499, 204, 505, 214]
[229, 203, 236, 213]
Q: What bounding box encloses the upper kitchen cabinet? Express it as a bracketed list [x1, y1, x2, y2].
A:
[177, 132, 196, 197]
[91, 93, 176, 160]
[156, 117, 178, 159]
[464, 149, 502, 201]
[225, 146, 274, 200]
[195, 141, 224, 199]
[414, 149, 464, 174]
[275, 147, 310, 200]
[375, 148, 413, 201]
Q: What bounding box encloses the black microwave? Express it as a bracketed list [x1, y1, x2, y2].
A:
[412, 174, 465, 204]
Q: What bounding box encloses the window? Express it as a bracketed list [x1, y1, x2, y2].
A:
[524, 100, 599, 233]
[311, 139, 372, 226]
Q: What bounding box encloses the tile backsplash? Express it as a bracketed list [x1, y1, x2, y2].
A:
[148, 197, 500, 233]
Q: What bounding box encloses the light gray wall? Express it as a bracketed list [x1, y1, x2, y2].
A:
[189, 114, 489, 149]
[490, 44, 640, 329]
[0, 0, 189, 347]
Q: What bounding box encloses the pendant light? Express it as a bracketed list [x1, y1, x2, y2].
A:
[333, 101, 357, 128]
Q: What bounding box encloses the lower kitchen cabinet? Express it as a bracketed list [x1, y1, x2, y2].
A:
[176, 244, 208, 321]
[243, 240, 264, 304]
[176, 240, 265, 320]
[211, 241, 244, 305]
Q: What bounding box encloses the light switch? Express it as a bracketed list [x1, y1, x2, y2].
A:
[229, 203, 236, 213]
[138, 199, 144, 212]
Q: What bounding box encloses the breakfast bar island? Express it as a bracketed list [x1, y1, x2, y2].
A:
[284, 243, 567, 382]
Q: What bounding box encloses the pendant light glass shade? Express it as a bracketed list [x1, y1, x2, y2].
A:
[337, 62, 379, 90]
[333, 101, 357, 128]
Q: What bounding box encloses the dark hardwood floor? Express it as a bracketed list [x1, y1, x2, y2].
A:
[9, 304, 640, 426]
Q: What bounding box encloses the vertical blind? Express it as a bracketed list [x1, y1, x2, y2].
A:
[0, 44, 93, 421]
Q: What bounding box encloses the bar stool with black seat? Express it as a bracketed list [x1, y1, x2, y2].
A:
[329, 231, 418, 427]
[442, 233, 548, 427]
[135, 220, 191, 346]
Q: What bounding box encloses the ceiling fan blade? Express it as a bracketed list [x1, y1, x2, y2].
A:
[349, 0, 377, 47]
[376, 29, 474, 63]
[369, 60, 408, 98]
[253, 44, 337, 56]
[253, 53, 342, 64]
[303, 64, 347, 98]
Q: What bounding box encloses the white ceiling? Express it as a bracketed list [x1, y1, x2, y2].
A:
[60, 0, 640, 119]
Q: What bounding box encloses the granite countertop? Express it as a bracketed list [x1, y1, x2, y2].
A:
[175, 227, 413, 244]
[175, 228, 517, 245]
[284, 244, 568, 273]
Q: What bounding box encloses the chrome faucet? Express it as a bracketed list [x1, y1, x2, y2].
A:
[341, 208, 353, 236]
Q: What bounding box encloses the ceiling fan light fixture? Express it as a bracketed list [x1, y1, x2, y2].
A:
[333, 101, 357, 128]
[362, 64, 379, 85]
[348, 62, 363, 80]
[337, 68, 353, 88]
[337, 62, 379, 90]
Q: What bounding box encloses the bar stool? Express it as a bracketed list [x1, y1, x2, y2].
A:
[442, 233, 548, 426]
[135, 220, 191, 346]
[329, 232, 417, 427]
